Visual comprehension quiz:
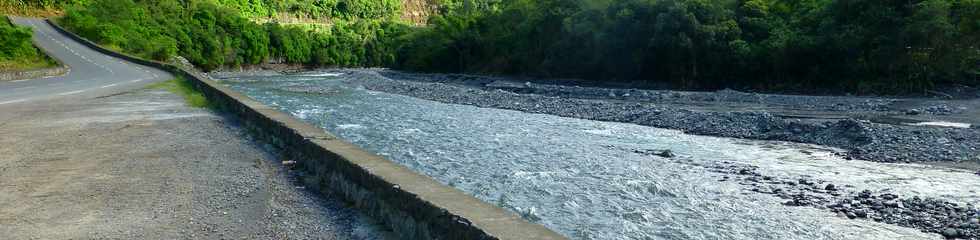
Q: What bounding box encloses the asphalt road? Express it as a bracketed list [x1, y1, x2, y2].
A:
[0, 17, 171, 105]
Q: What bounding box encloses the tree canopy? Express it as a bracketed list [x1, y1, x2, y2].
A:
[51, 0, 980, 94]
[398, 0, 980, 94]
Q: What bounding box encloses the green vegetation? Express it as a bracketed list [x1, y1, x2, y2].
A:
[60, 0, 405, 71]
[0, 15, 57, 72]
[216, 0, 402, 20]
[398, 0, 980, 94]
[51, 0, 980, 94]
[148, 78, 212, 108]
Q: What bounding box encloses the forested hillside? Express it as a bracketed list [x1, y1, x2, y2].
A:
[216, 0, 403, 20]
[19, 0, 980, 94]
[60, 0, 406, 71]
[397, 0, 980, 94]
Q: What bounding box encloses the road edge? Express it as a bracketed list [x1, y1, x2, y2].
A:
[46, 19, 567, 240]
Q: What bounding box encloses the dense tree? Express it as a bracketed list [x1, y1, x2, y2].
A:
[61, 0, 405, 71]
[397, 0, 980, 94]
[50, 0, 980, 94]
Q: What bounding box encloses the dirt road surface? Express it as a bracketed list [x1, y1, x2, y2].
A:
[0, 89, 391, 239]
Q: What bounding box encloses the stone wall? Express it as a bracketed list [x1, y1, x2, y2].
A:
[0, 66, 67, 81]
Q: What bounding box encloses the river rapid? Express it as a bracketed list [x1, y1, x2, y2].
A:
[218, 71, 980, 240]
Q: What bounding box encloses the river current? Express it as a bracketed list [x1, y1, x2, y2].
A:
[219, 71, 980, 240]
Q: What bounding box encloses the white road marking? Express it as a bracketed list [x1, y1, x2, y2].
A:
[57, 90, 85, 96]
[100, 83, 118, 88]
[0, 99, 27, 105]
[130, 79, 144, 83]
[11, 79, 30, 83]
[13, 86, 37, 91]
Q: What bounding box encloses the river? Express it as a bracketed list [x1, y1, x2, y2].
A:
[218, 70, 980, 240]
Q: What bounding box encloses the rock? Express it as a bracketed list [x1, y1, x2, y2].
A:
[884, 200, 904, 208]
[854, 209, 868, 218]
[858, 190, 872, 199]
[925, 105, 955, 115]
[798, 179, 814, 186]
[942, 228, 960, 238]
[654, 150, 675, 158]
[825, 184, 838, 191]
[905, 109, 922, 115]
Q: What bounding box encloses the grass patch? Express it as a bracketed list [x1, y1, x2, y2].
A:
[0, 54, 57, 72]
[147, 77, 211, 108]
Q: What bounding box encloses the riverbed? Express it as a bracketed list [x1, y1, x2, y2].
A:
[217, 70, 980, 240]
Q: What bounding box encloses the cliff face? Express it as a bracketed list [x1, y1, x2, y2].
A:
[400, 0, 437, 25]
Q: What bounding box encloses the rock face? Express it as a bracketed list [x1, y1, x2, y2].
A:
[399, 0, 438, 25]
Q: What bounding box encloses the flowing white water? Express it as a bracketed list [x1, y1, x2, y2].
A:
[907, 121, 972, 128]
[219, 72, 980, 240]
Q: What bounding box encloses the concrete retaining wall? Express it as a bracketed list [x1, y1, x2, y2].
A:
[47, 19, 566, 240]
[1, 16, 68, 82]
[0, 66, 67, 81]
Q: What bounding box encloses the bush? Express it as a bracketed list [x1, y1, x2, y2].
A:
[0, 20, 36, 60]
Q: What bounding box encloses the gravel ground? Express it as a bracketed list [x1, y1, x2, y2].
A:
[0, 88, 392, 239]
[305, 69, 980, 164]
